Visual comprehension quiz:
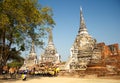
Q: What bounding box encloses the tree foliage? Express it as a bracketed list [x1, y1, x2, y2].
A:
[7, 60, 24, 68]
[0, 0, 55, 67]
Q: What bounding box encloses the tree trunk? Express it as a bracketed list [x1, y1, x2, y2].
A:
[0, 29, 8, 70]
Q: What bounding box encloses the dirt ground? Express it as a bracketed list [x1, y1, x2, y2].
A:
[0, 76, 120, 83]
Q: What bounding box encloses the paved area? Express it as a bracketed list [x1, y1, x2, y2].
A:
[0, 77, 120, 83]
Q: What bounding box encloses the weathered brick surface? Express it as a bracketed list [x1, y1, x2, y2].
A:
[96, 43, 119, 58]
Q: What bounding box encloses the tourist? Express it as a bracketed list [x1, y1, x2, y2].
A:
[21, 72, 27, 81]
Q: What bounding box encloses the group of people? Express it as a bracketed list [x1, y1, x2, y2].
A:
[2, 65, 60, 81]
[2, 65, 19, 79]
[2, 65, 27, 80]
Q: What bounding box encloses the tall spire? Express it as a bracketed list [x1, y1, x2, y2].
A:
[78, 7, 88, 35]
[48, 28, 53, 44]
[30, 40, 35, 53]
[40, 27, 60, 63]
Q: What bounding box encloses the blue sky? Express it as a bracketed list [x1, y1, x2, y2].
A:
[33, 0, 120, 61]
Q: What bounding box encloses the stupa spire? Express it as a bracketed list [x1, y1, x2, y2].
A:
[49, 28, 53, 43]
[46, 28, 53, 45]
[30, 40, 35, 54]
[40, 28, 61, 63]
[79, 7, 88, 35]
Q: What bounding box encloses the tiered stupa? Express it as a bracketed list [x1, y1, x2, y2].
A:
[40, 28, 60, 64]
[65, 7, 97, 70]
[20, 41, 38, 70]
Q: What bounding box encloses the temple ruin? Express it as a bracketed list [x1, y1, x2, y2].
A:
[65, 7, 97, 70]
[40, 28, 61, 64]
[65, 7, 120, 75]
[20, 41, 38, 70]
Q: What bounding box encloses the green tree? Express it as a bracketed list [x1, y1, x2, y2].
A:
[7, 60, 24, 68]
[8, 47, 24, 62]
[0, 0, 55, 71]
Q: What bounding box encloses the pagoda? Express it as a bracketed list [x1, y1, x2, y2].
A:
[20, 41, 38, 70]
[40, 28, 60, 64]
[65, 7, 97, 70]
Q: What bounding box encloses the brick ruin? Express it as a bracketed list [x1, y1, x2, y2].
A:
[87, 43, 120, 76]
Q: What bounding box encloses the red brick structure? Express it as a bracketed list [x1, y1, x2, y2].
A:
[88, 43, 120, 76]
